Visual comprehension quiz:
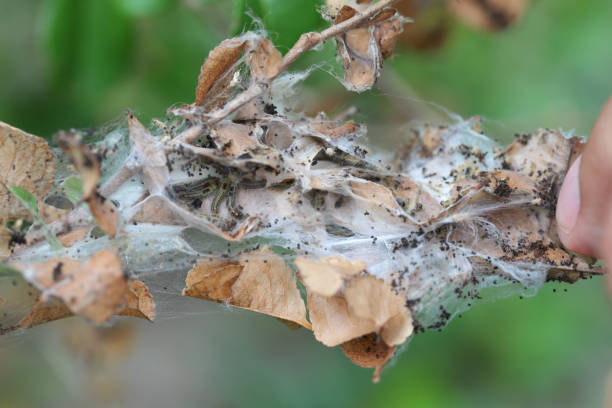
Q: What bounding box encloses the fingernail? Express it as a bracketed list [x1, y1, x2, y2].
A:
[556, 155, 582, 236]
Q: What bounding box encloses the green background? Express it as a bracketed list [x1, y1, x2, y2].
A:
[1, 0, 612, 407]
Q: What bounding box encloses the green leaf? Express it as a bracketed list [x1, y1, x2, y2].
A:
[7, 185, 39, 216]
[62, 176, 83, 204]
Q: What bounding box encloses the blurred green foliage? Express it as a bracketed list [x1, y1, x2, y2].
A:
[1, 0, 612, 407]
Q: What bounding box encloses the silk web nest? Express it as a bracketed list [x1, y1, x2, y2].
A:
[0, 0, 601, 381]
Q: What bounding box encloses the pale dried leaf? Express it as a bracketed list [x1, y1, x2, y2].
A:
[350, 180, 400, 210]
[127, 113, 170, 195]
[294, 257, 343, 296]
[344, 275, 410, 341]
[119, 280, 156, 322]
[0, 121, 56, 223]
[307, 291, 377, 346]
[295, 255, 365, 296]
[183, 248, 310, 329]
[247, 37, 283, 81]
[23, 249, 127, 324]
[213, 122, 257, 156]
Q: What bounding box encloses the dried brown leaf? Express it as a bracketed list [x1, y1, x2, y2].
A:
[57, 227, 89, 247]
[447, 0, 528, 31]
[341, 332, 395, 383]
[17, 296, 72, 329]
[183, 248, 310, 329]
[338, 27, 379, 91]
[247, 37, 283, 81]
[213, 122, 257, 156]
[310, 118, 362, 139]
[57, 131, 100, 199]
[0, 121, 56, 223]
[195, 37, 246, 105]
[119, 280, 156, 322]
[23, 249, 127, 324]
[86, 192, 119, 237]
[350, 180, 400, 211]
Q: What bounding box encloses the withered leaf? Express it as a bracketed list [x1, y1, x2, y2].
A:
[344, 275, 413, 346]
[247, 37, 283, 81]
[23, 249, 127, 324]
[333, 6, 405, 92]
[119, 280, 156, 322]
[57, 227, 90, 247]
[195, 37, 246, 105]
[17, 296, 72, 329]
[341, 332, 395, 383]
[127, 113, 169, 195]
[213, 122, 257, 157]
[305, 271, 412, 347]
[295, 256, 365, 296]
[0, 227, 10, 259]
[447, 0, 528, 31]
[56, 131, 118, 236]
[183, 248, 310, 329]
[0, 121, 56, 223]
[56, 130, 100, 200]
[307, 291, 378, 347]
[86, 191, 119, 237]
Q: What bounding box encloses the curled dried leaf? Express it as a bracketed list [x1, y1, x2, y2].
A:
[333, 6, 405, 91]
[57, 130, 100, 200]
[344, 275, 413, 345]
[22, 249, 127, 324]
[86, 192, 119, 237]
[17, 296, 72, 329]
[0, 122, 56, 223]
[247, 37, 283, 81]
[195, 37, 246, 105]
[127, 113, 169, 195]
[183, 248, 310, 329]
[295, 256, 365, 296]
[119, 280, 156, 322]
[341, 332, 395, 383]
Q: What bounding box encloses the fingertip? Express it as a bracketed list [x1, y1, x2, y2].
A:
[556, 155, 582, 250]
